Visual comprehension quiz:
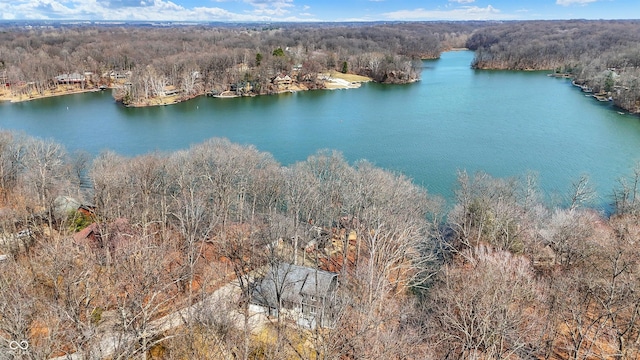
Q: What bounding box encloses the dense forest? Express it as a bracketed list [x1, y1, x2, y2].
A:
[0, 22, 474, 105]
[2, 131, 640, 359]
[466, 20, 640, 113]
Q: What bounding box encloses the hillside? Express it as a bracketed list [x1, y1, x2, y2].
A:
[2, 132, 640, 358]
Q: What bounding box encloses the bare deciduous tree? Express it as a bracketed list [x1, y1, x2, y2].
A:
[428, 245, 547, 359]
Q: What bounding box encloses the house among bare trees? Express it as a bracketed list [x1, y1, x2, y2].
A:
[272, 74, 292, 88]
[72, 218, 131, 256]
[104, 70, 132, 80]
[160, 85, 180, 97]
[55, 73, 85, 84]
[251, 263, 338, 329]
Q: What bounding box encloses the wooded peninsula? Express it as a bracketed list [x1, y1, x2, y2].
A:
[0, 22, 471, 106]
[3, 20, 640, 360]
[1, 20, 639, 112]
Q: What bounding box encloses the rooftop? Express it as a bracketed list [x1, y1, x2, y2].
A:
[253, 263, 338, 308]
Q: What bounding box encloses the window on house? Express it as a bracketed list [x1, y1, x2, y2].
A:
[302, 304, 317, 316]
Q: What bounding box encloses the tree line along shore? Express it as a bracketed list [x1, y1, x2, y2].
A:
[2, 131, 640, 358]
[0, 69, 372, 107]
[1, 20, 639, 112]
[467, 20, 640, 114]
[0, 22, 470, 107]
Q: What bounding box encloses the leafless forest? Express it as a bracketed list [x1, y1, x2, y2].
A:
[2, 130, 640, 359]
[0, 22, 473, 105]
[2, 20, 639, 110]
[467, 20, 640, 113]
[3, 20, 640, 359]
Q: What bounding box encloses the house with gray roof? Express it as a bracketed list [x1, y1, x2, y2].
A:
[250, 263, 338, 329]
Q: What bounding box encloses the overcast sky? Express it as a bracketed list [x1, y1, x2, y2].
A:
[0, 0, 637, 22]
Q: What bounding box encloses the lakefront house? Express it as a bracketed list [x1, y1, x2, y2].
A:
[250, 263, 338, 329]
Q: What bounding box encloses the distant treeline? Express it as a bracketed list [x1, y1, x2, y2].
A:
[466, 20, 640, 113]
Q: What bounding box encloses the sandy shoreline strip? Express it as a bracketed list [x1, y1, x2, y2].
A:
[1, 72, 373, 107]
[0, 87, 103, 103]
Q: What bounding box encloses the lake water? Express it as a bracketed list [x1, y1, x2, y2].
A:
[2, 50, 640, 208]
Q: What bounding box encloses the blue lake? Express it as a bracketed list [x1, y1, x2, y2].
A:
[2, 50, 639, 208]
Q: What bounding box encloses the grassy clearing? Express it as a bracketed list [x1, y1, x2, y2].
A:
[328, 71, 372, 82]
[133, 95, 181, 107]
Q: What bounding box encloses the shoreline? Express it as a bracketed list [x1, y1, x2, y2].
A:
[209, 75, 370, 100]
[0, 86, 105, 104]
[2, 73, 374, 107]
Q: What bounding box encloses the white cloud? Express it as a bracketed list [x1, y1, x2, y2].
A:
[1, 0, 81, 19]
[556, 0, 597, 5]
[243, 0, 293, 16]
[384, 5, 512, 21]
[0, 0, 513, 22]
[0, 0, 323, 21]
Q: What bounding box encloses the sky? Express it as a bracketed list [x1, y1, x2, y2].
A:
[0, 0, 637, 22]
